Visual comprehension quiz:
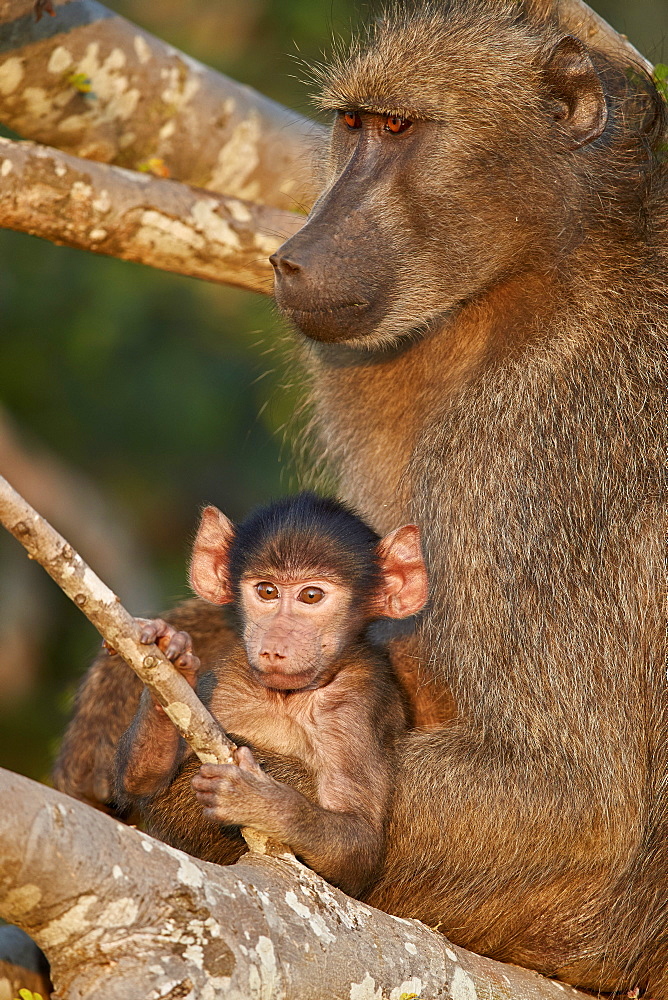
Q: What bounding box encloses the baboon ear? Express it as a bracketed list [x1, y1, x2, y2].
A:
[375, 524, 428, 619]
[543, 35, 607, 148]
[189, 506, 236, 605]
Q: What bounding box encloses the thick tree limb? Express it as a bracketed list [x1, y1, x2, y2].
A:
[0, 769, 590, 1000]
[0, 135, 304, 293]
[0, 0, 325, 209]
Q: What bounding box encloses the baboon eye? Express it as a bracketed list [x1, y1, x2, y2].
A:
[298, 586, 325, 604]
[343, 111, 362, 130]
[256, 582, 279, 601]
[385, 115, 412, 134]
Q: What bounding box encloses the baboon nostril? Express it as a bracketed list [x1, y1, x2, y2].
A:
[270, 253, 302, 276]
[260, 650, 287, 666]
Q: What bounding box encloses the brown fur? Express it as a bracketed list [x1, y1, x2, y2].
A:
[52, 601, 434, 812]
[115, 637, 408, 896]
[52, 600, 235, 813]
[269, 1, 667, 994]
[113, 493, 424, 896]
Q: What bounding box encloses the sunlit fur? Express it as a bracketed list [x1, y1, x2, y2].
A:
[313, 2, 550, 121]
[277, 0, 665, 355]
[276, 1, 668, 994]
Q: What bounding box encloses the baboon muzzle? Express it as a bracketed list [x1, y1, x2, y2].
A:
[271, 180, 390, 344]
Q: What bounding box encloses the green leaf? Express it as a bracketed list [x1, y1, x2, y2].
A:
[66, 71, 94, 94]
[654, 64, 668, 102]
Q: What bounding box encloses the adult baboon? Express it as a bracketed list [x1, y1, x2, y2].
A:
[55, 1, 667, 993]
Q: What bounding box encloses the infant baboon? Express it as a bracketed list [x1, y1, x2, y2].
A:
[114, 493, 427, 895]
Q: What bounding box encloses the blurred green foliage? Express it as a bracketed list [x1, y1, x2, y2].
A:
[0, 0, 665, 782]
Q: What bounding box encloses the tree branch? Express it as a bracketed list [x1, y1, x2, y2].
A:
[0, 0, 325, 209]
[0, 135, 304, 293]
[0, 472, 292, 857]
[0, 472, 236, 766]
[0, 768, 590, 1000]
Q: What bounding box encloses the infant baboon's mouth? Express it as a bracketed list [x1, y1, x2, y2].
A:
[253, 667, 321, 692]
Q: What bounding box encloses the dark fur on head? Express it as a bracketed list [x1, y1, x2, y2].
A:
[312, 0, 666, 215]
[227, 492, 382, 605]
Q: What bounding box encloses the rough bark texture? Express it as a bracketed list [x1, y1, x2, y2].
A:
[0, 0, 325, 209]
[0, 769, 592, 1000]
[0, 135, 304, 293]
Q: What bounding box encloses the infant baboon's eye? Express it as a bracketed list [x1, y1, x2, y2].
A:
[343, 110, 363, 130]
[298, 586, 325, 604]
[385, 115, 412, 134]
[256, 582, 279, 600]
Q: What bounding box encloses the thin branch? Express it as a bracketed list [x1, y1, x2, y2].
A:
[0, 136, 304, 294]
[0, 471, 236, 765]
[0, 472, 291, 856]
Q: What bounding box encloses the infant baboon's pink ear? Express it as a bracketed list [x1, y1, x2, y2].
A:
[189, 506, 236, 605]
[375, 524, 428, 619]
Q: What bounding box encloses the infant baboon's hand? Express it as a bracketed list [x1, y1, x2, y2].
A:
[192, 747, 292, 833]
[135, 617, 201, 683]
[103, 616, 200, 682]
[109, 617, 201, 716]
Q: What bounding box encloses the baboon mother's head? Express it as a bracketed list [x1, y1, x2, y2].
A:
[271, 0, 646, 347]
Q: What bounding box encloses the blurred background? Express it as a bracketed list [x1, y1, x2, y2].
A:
[0, 0, 666, 783]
